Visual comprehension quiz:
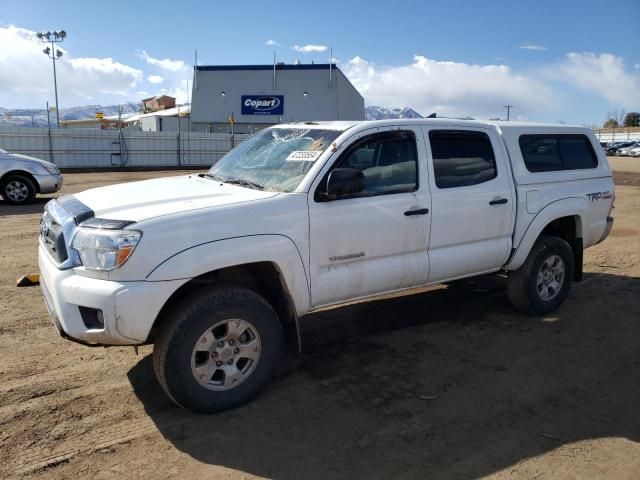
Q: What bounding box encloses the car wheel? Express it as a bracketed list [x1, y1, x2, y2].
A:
[153, 285, 283, 413]
[1, 174, 36, 205]
[507, 235, 575, 315]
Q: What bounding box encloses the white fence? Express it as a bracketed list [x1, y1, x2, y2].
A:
[594, 130, 640, 143]
[0, 126, 249, 168]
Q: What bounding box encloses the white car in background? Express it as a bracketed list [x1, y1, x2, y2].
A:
[0, 148, 63, 205]
[628, 146, 640, 157]
[616, 142, 640, 156]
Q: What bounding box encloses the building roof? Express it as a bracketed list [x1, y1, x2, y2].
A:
[125, 104, 190, 123]
[141, 94, 175, 102]
[195, 63, 338, 72]
[61, 112, 137, 127]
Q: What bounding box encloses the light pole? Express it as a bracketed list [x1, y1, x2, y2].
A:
[37, 30, 66, 128]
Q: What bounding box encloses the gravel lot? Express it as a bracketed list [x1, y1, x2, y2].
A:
[1, 159, 639, 479]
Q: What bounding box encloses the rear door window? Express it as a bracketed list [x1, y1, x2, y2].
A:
[429, 130, 497, 188]
[519, 134, 598, 172]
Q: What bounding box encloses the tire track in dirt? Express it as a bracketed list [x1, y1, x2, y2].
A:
[10, 415, 166, 476]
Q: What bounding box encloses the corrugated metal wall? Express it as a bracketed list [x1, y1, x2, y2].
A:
[0, 127, 250, 168]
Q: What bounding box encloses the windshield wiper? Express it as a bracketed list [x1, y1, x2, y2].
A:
[200, 173, 265, 190]
[200, 173, 226, 182]
[222, 177, 266, 191]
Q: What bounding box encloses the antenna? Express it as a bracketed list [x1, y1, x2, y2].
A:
[329, 47, 333, 88]
[194, 50, 198, 90]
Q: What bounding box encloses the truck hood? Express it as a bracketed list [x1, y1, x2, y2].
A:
[72, 174, 279, 222]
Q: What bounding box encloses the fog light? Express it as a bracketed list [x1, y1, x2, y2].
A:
[78, 306, 104, 329]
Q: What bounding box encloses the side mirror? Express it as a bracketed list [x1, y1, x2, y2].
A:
[325, 168, 365, 199]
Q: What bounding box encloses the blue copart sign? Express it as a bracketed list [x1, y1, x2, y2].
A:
[241, 95, 284, 115]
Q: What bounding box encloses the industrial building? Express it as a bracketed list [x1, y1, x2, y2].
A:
[142, 95, 176, 113]
[189, 63, 364, 133]
[124, 104, 190, 132]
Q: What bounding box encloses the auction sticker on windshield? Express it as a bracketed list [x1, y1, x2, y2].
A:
[286, 150, 323, 162]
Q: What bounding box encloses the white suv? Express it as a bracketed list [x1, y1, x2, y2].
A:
[38, 119, 614, 412]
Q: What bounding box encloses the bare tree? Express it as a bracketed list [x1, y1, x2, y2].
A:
[614, 109, 627, 126]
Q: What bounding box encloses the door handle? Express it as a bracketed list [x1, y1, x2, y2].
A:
[489, 198, 508, 206]
[404, 208, 429, 216]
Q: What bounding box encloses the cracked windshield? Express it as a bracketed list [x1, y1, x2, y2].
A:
[207, 128, 342, 192]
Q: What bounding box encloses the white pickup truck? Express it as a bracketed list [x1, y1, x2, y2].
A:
[38, 119, 614, 412]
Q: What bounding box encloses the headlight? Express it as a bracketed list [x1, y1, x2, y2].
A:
[41, 162, 60, 175]
[71, 228, 141, 271]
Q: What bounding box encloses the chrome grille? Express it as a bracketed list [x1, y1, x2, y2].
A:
[40, 212, 68, 263]
[40, 200, 80, 269]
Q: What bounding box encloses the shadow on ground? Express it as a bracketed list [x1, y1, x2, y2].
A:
[128, 272, 640, 479]
[0, 197, 54, 216]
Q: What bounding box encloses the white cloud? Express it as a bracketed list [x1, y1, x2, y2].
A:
[343, 55, 553, 118]
[154, 78, 190, 104]
[266, 39, 280, 47]
[293, 44, 328, 53]
[0, 25, 143, 106]
[519, 45, 547, 51]
[137, 49, 186, 72]
[147, 74, 164, 84]
[555, 52, 640, 106]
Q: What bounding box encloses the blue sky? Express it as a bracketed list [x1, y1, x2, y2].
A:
[1, 0, 638, 124]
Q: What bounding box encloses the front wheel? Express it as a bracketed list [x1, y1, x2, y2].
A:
[507, 235, 575, 315]
[1, 174, 36, 205]
[153, 286, 283, 413]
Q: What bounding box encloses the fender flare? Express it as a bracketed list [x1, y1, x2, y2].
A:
[504, 197, 587, 271]
[146, 234, 310, 317]
[0, 170, 39, 192]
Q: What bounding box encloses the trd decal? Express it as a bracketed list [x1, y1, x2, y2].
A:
[586, 191, 613, 202]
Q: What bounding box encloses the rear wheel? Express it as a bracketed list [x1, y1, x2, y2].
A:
[1, 174, 36, 205]
[507, 235, 574, 315]
[153, 286, 283, 413]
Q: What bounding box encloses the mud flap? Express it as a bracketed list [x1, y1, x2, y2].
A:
[573, 238, 583, 282]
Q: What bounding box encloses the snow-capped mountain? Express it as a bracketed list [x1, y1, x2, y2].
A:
[365, 106, 423, 120]
[0, 102, 142, 127]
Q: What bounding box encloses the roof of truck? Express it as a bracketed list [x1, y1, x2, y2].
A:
[276, 119, 586, 132]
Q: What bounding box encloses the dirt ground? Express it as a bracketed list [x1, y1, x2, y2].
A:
[1, 159, 639, 479]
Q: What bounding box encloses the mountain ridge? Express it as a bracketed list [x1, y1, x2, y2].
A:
[365, 106, 423, 120]
[0, 102, 142, 127]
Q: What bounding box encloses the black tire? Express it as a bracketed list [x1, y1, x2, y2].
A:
[507, 235, 574, 315]
[1, 174, 36, 205]
[153, 285, 283, 413]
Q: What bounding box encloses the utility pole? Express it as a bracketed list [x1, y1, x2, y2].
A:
[37, 30, 67, 128]
[503, 104, 513, 121]
[46, 101, 53, 163]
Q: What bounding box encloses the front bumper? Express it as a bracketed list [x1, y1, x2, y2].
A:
[38, 244, 187, 346]
[34, 173, 63, 194]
